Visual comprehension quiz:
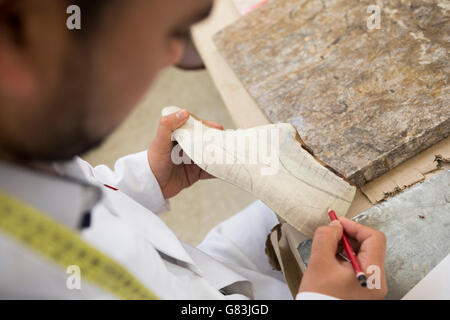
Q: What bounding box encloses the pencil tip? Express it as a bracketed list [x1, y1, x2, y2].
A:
[358, 275, 368, 288]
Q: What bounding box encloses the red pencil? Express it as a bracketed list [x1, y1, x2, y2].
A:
[328, 209, 367, 287]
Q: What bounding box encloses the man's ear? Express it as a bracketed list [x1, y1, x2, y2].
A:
[0, 1, 36, 100]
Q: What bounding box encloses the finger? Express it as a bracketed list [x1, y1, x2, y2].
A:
[187, 162, 217, 180]
[339, 217, 386, 246]
[202, 119, 224, 130]
[310, 221, 344, 258]
[152, 109, 189, 155]
[190, 113, 224, 130]
[339, 217, 386, 266]
[183, 162, 217, 181]
[199, 170, 216, 180]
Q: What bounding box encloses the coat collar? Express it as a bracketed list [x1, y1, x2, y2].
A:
[0, 161, 101, 230]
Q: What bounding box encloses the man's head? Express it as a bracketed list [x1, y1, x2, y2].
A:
[0, 0, 212, 162]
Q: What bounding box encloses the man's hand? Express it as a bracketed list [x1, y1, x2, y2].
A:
[148, 109, 224, 199]
[299, 217, 388, 300]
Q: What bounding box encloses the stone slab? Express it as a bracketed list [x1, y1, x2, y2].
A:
[214, 0, 450, 186]
[297, 170, 450, 299]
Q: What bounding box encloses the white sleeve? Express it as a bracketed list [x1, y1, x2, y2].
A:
[295, 292, 339, 300]
[53, 151, 169, 214]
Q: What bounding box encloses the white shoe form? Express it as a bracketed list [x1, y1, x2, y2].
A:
[162, 106, 356, 237]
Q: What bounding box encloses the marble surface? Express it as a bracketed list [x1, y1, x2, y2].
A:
[298, 170, 450, 299]
[214, 0, 450, 186]
[353, 170, 450, 299]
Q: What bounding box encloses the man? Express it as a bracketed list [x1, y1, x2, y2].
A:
[0, 0, 387, 299]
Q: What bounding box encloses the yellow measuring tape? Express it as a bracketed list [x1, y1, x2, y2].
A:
[0, 190, 159, 300]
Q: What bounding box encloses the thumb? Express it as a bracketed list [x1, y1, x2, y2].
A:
[310, 221, 344, 259]
[152, 109, 189, 155]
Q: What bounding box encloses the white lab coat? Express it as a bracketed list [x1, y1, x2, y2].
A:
[2, 150, 330, 299]
[0, 150, 334, 299]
